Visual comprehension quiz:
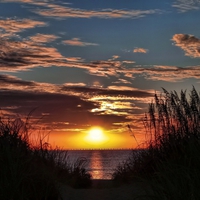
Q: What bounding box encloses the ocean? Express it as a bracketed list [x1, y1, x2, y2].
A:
[67, 150, 133, 179]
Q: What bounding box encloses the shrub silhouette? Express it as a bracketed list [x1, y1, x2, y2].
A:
[0, 117, 91, 200]
[113, 87, 200, 199]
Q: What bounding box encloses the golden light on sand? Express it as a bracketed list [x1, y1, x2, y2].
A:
[85, 127, 108, 145]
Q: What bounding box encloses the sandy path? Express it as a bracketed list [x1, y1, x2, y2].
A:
[60, 180, 149, 200]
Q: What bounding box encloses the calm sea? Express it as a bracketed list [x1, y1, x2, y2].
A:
[67, 150, 133, 179]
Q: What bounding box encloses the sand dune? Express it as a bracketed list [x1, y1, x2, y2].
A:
[60, 180, 149, 200]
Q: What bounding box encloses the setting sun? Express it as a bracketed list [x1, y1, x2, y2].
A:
[88, 128, 103, 141]
[85, 127, 108, 145]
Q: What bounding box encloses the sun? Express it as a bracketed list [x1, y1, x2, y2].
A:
[85, 127, 107, 144]
[88, 128, 103, 141]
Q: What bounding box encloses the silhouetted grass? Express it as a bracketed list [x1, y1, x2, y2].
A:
[0, 117, 91, 200]
[113, 87, 200, 199]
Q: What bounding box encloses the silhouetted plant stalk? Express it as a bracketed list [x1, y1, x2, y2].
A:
[0, 115, 91, 200]
[113, 87, 200, 181]
[144, 86, 200, 146]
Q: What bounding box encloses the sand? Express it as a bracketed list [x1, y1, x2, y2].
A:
[60, 179, 149, 200]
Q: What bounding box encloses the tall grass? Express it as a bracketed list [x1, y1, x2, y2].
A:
[113, 87, 200, 199]
[0, 117, 91, 200]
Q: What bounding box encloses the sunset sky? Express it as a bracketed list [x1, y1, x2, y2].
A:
[0, 0, 200, 149]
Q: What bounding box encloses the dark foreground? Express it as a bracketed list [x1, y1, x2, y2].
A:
[60, 179, 149, 200]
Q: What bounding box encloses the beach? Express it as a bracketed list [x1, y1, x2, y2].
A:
[60, 179, 148, 200]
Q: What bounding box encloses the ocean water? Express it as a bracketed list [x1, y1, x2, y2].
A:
[67, 150, 133, 179]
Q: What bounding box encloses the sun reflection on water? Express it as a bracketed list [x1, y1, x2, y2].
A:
[89, 151, 104, 179]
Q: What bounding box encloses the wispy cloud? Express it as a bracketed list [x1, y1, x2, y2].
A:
[172, 0, 200, 12]
[112, 78, 132, 84]
[63, 82, 86, 87]
[0, 74, 35, 87]
[133, 48, 148, 53]
[107, 85, 138, 91]
[0, 18, 46, 34]
[1, 0, 161, 20]
[172, 34, 200, 58]
[86, 60, 127, 77]
[29, 34, 59, 44]
[63, 38, 99, 46]
[33, 4, 161, 19]
[122, 65, 200, 82]
[0, 74, 58, 93]
[0, 37, 65, 71]
[109, 55, 120, 61]
[1, 32, 200, 84]
[85, 61, 200, 82]
[66, 57, 84, 62]
[1, 36, 200, 83]
[0, 36, 134, 75]
[0, 0, 49, 6]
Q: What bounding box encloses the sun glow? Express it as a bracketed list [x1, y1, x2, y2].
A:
[85, 127, 108, 144]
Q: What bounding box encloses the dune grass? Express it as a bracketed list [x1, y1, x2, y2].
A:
[113, 87, 200, 199]
[0, 117, 91, 200]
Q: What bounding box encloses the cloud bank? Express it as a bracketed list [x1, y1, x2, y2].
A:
[0, 74, 153, 132]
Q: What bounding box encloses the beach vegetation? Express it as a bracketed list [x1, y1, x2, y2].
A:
[0, 116, 91, 200]
[113, 87, 200, 199]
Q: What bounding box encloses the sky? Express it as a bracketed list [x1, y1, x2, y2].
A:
[0, 0, 200, 149]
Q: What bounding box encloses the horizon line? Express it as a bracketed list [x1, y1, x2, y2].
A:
[61, 148, 141, 150]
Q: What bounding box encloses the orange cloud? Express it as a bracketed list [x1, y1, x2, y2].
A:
[112, 78, 132, 84]
[0, 37, 127, 75]
[108, 55, 120, 61]
[29, 34, 59, 44]
[63, 83, 86, 87]
[63, 38, 98, 46]
[172, 34, 200, 58]
[2, 0, 160, 19]
[133, 48, 148, 53]
[122, 60, 135, 64]
[0, 18, 46, 33]
[122, 65, 200, 82]
[33, 3, 160, 19]
[1, 0, 48, 6]
[0, 36, 67, 71]
[65, 57, 84, 62]
[107, 86, 136, 91]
